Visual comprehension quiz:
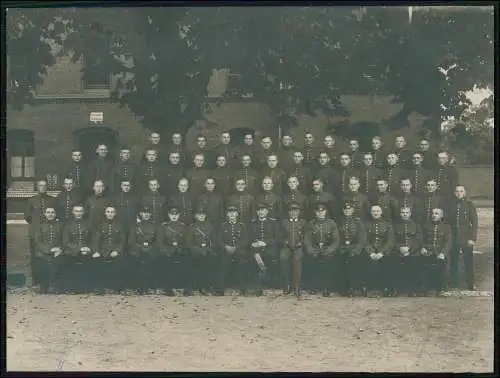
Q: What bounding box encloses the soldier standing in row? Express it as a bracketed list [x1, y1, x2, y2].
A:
[168, 132, 188, 168]
[287, 151, 312, 193]
[369, 136, 387, 169]
[114, 180, 138, 236]
[256, 177, 283, 220]
[169, 178, 194, 225]
[114, 146, 137, 191]
[315, 152, 340, 197]
[278, 134, 296, 171]
[234, 154, 259, 195]
[56, 177, 82, 223]
[227, 179, 255, 226]
[66, 149, 88, 194]
[385, 153, 405, 194]
[197, 178, 224, 231]
[139, 149, 163, 194]
[215, 131, 236, 169]
[394, 136, 413, 170]
[163, 152, 185, 197]
[338, 154, 359, 197]
[408, 152, 431, 196]
[348, 139, 363, 169]
[323, 135, 340, 169]
[397, 178, 423, 223]
[309, 179, 337, 221]
[89, 144, 114, 195]
[302, 132, 320, 167]
[343, 177, 370, 221]
[283, 176, 309, 215]
[261, 154, 287, 195]
[85, 180, 113, 228]
[213, 155, 234, 198]
[186, 154, 211, 198]
[360, 153, 382, 202]
[373, 179, 398, 222]
[436, 152, 459, 199]
[422, 179, 446, 223]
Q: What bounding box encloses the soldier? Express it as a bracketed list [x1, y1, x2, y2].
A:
[422, 179, 446, 223]
[338, 154, 360, 198]
[216, 206, 249, 296]
[304, 204, 340, 296]
[397, 178, 423, 223]
[408, 152, 432, 196]
[167, 132, 188, 168]
[197, 178, 224, 231]
[141, 132, 164, 164]
[343, 177, 370, 221]
[186, 153, 211, 199]
[283, 176, 309, 216]
[372, 179, 398, 222]
[25, 179, 56, 285]
[260, 154, 287, 195]
[280, 202, 308, 296]
[156, 206, 187, 295]
[302, 132, 320, 167]
[114, 146, 137, 192]
[192, 134, 214, 169]
[309, 179, 337, 221]
[113, 180, 138, 235]
[233, 154, 259, 195]
[337, 202, 366, 296]
[256, 135, 275, 170]
[163, 152, 185, 197]
[139, 179, 166, 224]
[169, 178, 194, 225]
[359, 153, 383, 203]
[394, 135, 412, 169]
[92, 206, 127, 294]
[323, 135, 340, 169]
[138, 149, 163, 194]
[127, 206, 158, 294]
[278, 134, 296, 171]
[286, 151, 313, 195]
[369, 136, 387, 170]
[435, 151, 459, 199]
[315, 152, 341, 196]
[66, 149, 88, 195]
[249, 203, 281, 295]
[237, 133, 257, 162]
[227, 178, 255, 226]
[88, 144, 115, 195]
[447, 185, 478, 291]
[213, 155, 234, 199]
[385, 153, 406, 194]
[214, 131, 236, 169]
[85, 180, 114, 229]
[256, 177, 283, 220]
[348, 139, 363, 169]
[392, 206, 423, 296]
[364, 205, 395, 296]
[55, 177, 82, 224]
[417, 139, 437, 170]
[33, 207, 64, 293]
[420, 208, 452, 295]
[62, 205, 94, 293]
[186, 207, 217, 294]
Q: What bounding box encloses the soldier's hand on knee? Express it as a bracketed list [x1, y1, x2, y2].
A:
[467, 240, 475, 247]
[400, 246, 409, 255]
[437, 253, 445, 260]
[110, 250, 119, 258]
[369, 252, 377, 260]
[376, 252, 384, 260]
[80, 247, 91, 255]
[420, 248, 428, 256]
[92, 252, 101, 258]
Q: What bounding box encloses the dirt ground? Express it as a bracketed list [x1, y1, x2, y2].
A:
[6, 209, 495, 372]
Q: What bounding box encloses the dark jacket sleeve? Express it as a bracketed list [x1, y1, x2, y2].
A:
[380, 223, 395, 256]
[469, 201, 479, 241]
[353, 220, 366, 255]
[326, 220, 340, 254]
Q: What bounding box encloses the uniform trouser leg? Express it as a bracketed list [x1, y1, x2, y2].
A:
[432, 258, 447, 292]
[34, 256, 52, 292]
[348, 254, 368, 290]
[316, 255, 334, 292]
[455, 244, 475, 290]
[29, 238, 39, 286]
[279, 247, 303, 292]
[267, 257, 281, 290]
[216, 253, 230, 294]
[420, 256, 436, 292]
[396, 255, 413, 293]
[334, 252, 349, 293]
[236, 255, 252, 293]
[73, 257, 92, 293]
[156, 256, 170, 291]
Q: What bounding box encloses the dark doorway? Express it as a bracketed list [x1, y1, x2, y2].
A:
[73, 127, 118, 161]
[230, 127, 255, 145]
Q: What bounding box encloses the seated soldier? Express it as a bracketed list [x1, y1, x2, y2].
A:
[62, 205, 93, 293]
[92, 206, 127, 294]
[283, 176, 309, 216]
[304, 204, 340, 296]
[227, 179, 255, 226]
[216, 206, 249, 296]
[33, 207, 64, 294]
[256, 177, 283, 220]
[140, 179, 166, 224]
[156, 206, 187, 296]
[127, 206, 158, 294]
[186, 207, 216, 295]
[169, 178, 194, 225]
[280, 202, 308, 297]
[392, 206, 423, 296]
[249, 203, 281, 295]
[419, 208, 452, 296]
[363, 205, 395, 296]
[337, 202, 367, 296]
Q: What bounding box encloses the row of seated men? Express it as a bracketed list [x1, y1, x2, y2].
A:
[28, 182, 478, 297]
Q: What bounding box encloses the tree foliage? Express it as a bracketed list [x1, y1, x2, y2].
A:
[6, 6, 494, 141]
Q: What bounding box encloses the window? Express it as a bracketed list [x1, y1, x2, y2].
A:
[7, 129, 35, 181]
[82, 34, 110, 90]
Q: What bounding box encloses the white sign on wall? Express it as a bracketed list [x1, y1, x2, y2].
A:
[89, 112, 104, 123]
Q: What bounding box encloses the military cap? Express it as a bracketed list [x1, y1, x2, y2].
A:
[227, 205, 239, 212]
[256, 202, 269, 209]
[315, 203, 327, 211]
[119, 146, 131, 151]
[195, 207, 206, 214]
[288, 201, 301, 210]
[168, 206, 180, 214]
[140, 206, 152, 213]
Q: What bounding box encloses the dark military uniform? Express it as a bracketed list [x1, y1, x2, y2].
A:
[434, 164, 458, 198]
[127, 217, 158, 291]
[342, 192, 370, 221]
[256, 148, 276, 170]
[197, 192, 224, 231]
[324, 147, 340, 169]
[169, 192, 194, 225]
[55, 189, 82, 224]
[384, 165, 406, 194]
[214, 143, 237, 169]
[227, 192, 255, 226]
[422, 192, 446, 223]
[302, 144, 320, 167]
[217, 217, 249, 294]
[233, 166, 259, 195]
[66, 160, 88, 194]
[237, 143, 257, 163]
[363, 219, 394, 291]
[62, 217, 94, 292]
[359, 166, 383, 202]
[255, 191, 283, 220]
[394, 148, 412, 170]
[420, 220, 452, 293]
[85, 194, 114, 229]
[33, 220, 64, 292]
[140, 192, 166, 224]
[420, 149, 438, 170]
[113, 191, 138, 235]
[338, 212, 366, 294]
[277, 146, 296, 171]
[283, 190, 309, 217]
[186, 167, 211, 198]
[396, 192, 423, 223]
[156, 218, 187, 292]
[88, 157, 115, 194]
[304, 215, 340, 293]
[372, 192, 398, 222]
[369, 148, 387, 170]
[447, 197, 478, 290]
[260, 167, 287, 195]
[249, 213, 281, 291]
[138, 161, 163, 193]
[191, 148, 215, 169]
[166, 143, 188, 168]
[309, 191, 337, 221]
[113, 159, 138, 192]
[186, 217, 217, 292]
[286, 163, 313, 194]
[338, 167, 360, 198]
[163, 164, 185, 197]
[314, 165, 340, 197]
[392, 219, 423, 294]
[24, 193, 56, 285]
[348, 150, 364, 170]
[407, 165, 432, 196]
[212, 166, 234, 198]
[280, 208, 308, 294]
[140, 142, 165, 165]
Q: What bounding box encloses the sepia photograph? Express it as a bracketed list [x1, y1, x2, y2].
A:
[5, 4, 494, 373]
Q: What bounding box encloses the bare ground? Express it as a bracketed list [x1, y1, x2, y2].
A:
[6, 209, 495, 372]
